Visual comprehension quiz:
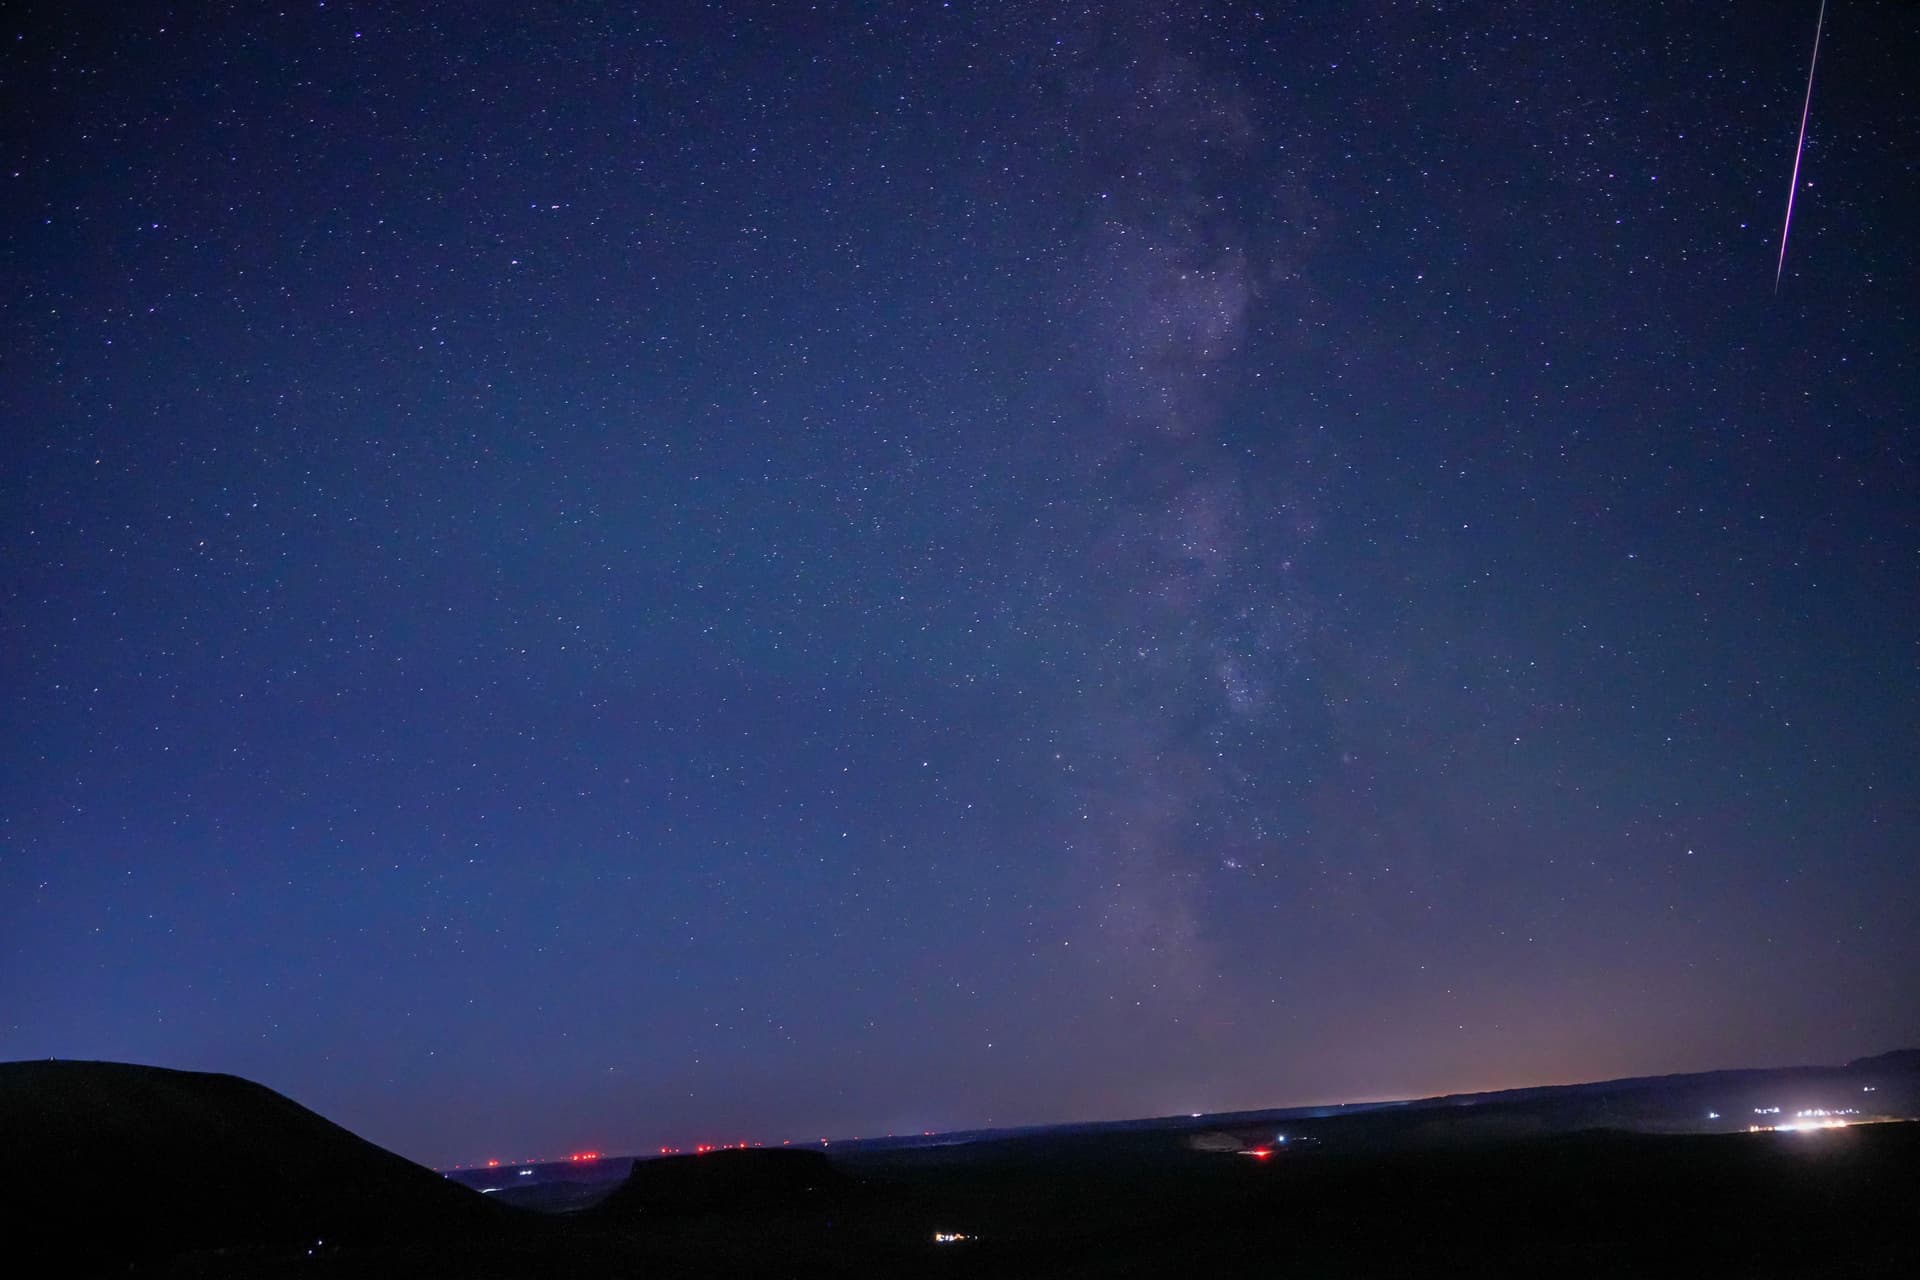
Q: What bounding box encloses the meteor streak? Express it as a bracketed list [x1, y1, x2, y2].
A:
[1775, 0, 1826, 293]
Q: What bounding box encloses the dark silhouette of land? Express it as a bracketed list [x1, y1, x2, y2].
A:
[6, 1054, 1918, 1276]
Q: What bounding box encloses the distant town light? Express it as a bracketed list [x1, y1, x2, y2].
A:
[933, 1232, 973, 1245]
[1750, 1117, 1850, 1134]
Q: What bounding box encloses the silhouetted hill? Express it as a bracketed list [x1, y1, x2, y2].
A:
[592, 1146, 854, 1219]
[0, 1059, 510, 1271]
[1848, 1048, 1920, 1073]
[8, 1055, 1918, 1276]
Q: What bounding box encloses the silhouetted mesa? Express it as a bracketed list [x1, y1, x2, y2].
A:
[591, 1146, 854, 1219]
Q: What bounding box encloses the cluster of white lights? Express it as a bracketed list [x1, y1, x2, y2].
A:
[933, 1232, 973, 1245]
[1758, 1113, 1850, 1136]
[1744, 1104, 1864, 1134]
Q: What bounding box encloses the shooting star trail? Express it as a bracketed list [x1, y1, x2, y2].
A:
[1775, 0, 1826, 294]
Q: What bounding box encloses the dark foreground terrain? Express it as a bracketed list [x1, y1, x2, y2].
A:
[6, 1058, 1918, 1277]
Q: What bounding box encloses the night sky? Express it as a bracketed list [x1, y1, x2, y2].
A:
[4, 1, 1916, 1169]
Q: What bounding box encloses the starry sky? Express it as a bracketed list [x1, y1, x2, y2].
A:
[4, 1, 1916, 1169]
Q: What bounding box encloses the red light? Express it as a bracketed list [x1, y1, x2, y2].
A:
[485, 1159, 499, 1168]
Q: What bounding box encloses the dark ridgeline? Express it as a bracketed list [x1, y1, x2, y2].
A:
[5, 1055, 1919, 1277]
[0, 1060, 547, 1273]
[1849, 1048, 1920, 1073]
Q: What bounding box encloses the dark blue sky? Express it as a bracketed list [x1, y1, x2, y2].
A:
[5, 1, 1916, 1168]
